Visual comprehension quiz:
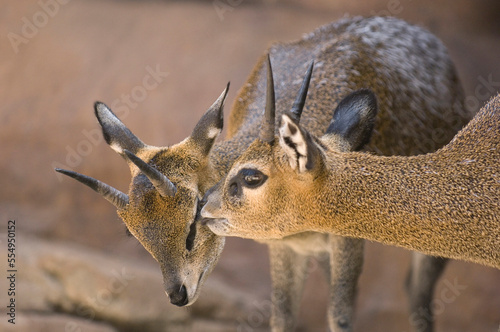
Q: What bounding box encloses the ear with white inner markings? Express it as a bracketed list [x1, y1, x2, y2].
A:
[190, 83, 230, 155]
[279, 114, 322, 173]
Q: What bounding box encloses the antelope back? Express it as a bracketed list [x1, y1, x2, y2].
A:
[228, 16, 469, 157]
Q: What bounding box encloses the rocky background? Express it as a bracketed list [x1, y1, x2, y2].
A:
[1, 0, 500, 331]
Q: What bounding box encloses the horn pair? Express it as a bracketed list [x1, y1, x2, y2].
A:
[56, 60, 313, 207]
[56, 81, 231, 208]
[55, 149, 177, 210]
[259, 55, 314, 144]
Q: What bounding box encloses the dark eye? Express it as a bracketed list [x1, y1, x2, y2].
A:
[187, 198, 203, 251]
[240, 169, 267, 188]
[186, 221, 197, 251]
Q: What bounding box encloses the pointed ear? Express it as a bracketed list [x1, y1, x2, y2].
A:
[190, 83, 229, 155]
[94, 102, 147, 156]
[279, 114, 322, 173]
[325, 89, 378, 151]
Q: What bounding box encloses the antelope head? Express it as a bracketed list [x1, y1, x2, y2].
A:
[56, 85, 229, 306]
[201, 70, 378, 240]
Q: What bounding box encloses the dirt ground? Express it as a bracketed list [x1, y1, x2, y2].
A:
[1, 0, 499, 331]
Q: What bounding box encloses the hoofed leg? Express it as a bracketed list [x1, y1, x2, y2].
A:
[326, 236, 364, 332]
[268, 243, 311, 332]
[406, 252, 448, 332]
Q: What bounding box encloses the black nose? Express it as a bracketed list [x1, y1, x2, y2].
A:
[168, 284, 189, 306]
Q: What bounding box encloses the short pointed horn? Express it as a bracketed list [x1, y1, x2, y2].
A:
[123, 150, 177, 197]
[259, 54, 276, 144]
[55, 168, 129, 209]
[289, 60, 314, 121]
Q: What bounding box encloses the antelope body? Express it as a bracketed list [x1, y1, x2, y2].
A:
[56, 16, 471, 331]
[201, 88, 500, 268]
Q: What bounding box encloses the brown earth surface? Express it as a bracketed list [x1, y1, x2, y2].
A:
[1, 0, 499, 331]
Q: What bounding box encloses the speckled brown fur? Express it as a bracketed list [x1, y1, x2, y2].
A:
[59, 16, 472, 331]
[203, 94, 499, 268]
[211, 18, 470, 331]
[223, 16, 468, 161]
